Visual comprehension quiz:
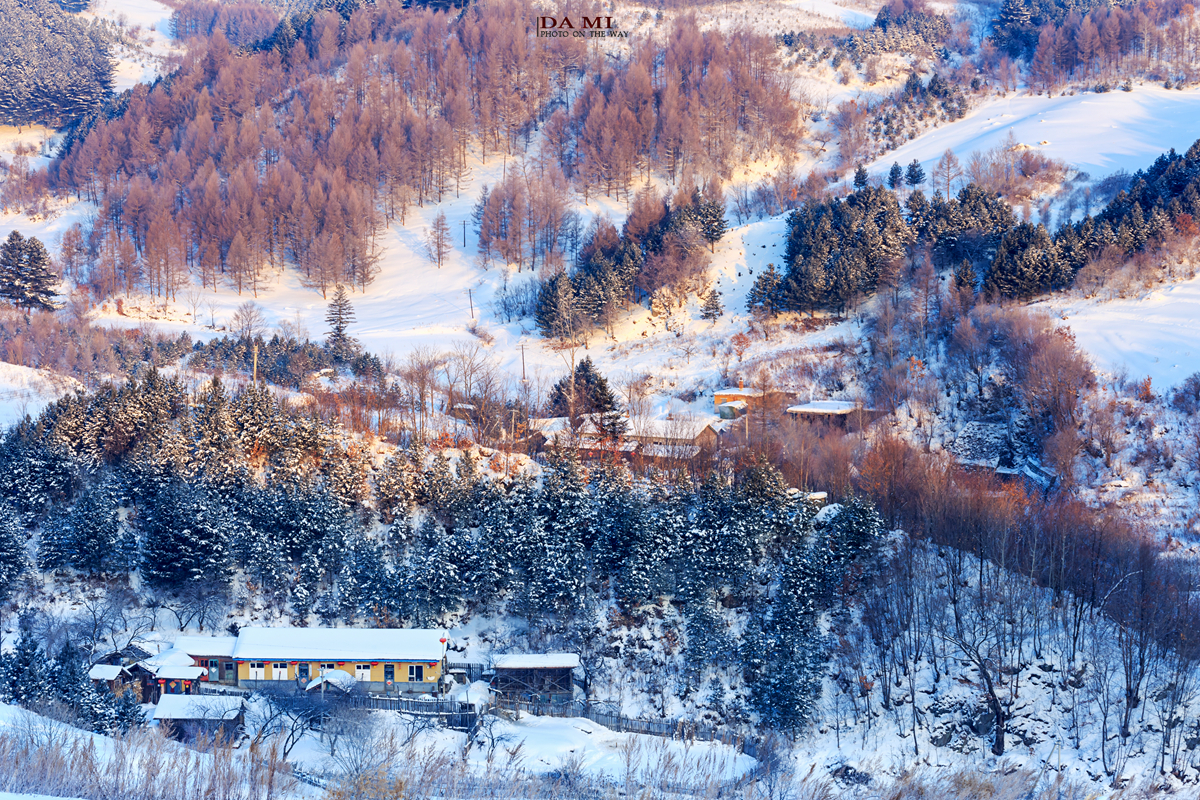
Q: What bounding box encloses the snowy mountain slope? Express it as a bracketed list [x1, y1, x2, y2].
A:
[0, 362, 84, 428]
[82, 0, 179, 93]
[865, 85, 1200, 183]
[1043, 276, 1200, 390]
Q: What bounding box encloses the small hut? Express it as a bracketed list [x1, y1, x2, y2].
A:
[153, 695, 245, 742]
[88, 663, 131, 694]
[490, 653, 579, 703]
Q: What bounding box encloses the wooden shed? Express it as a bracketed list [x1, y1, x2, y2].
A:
[153, 695, 245, 743]
[87, 663, 131, 694]
[490, 653, 580, 703]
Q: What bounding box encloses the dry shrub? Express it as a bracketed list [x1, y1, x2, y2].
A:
[0, 712, 296, 800]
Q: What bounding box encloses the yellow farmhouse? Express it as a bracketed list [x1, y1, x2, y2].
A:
[179, 627, 450, 696]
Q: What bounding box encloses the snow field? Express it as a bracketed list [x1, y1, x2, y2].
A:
[284, 708, 756, 784]
[866, 85, 1200, 184]
[0, 362, 84, 428]
[1047, 276, 1200, 390]
[82, 0, 180, 93]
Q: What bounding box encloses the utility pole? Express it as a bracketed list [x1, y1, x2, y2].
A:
[519, 343, 527, 383]
[462, 219, 467, 247]
[468, 288, 474, 319]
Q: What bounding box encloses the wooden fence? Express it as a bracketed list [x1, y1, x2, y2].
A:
[447, 661, 489, 682]
[340, 693, 479, 730]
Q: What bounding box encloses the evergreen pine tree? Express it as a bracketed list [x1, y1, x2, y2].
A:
[65, 473, 124, 575]
[405, 516, 463, 624]
[0, 231, 26, 306]
[747, 263, 783, 317]
[700, 289, 724, 321]
[547, 357, 623, 428]
[0, 501, 26, 602]
[81, 682, 118, 733]
[905, 159, 926, 189]
[984, 222, 1059, 299]
[4, 613, 44, 707]
[140, 481, 232, 591]
[887, 162, 904, 191]
[38, 508, 73, 572]
[114, 685, 146, 732]
[683, 593, 732, 687]
[19, 237, 60, 311]
[853, 164, 869, 191]
[465, 482, 513, 606]
[291, 549, 323, 624]
[700, 199, 728, 252]
[325, 284, 358, 360]
[193, 377, 242, 495]
[954, 258, 978, 292]
[425, 449, 454, 514]
[376, 451, 417, 523]
[535, 273, 578, 342]
[48, 639, 88, 710]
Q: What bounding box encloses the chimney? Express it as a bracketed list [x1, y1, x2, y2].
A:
[738, 378, 744, 390]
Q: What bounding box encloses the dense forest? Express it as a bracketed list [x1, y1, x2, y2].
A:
[745, 139, 1200, 315]
[0, 0, 114, 127]
[44, 0, 802, 303]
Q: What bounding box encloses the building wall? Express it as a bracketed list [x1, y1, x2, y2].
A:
[713, 391, 762, 409]
[234, 659, 443, 687]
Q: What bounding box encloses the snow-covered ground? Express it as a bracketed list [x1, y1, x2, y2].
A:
[867, 84, 1200, 182]
[285, 710, 756, 784]
[83, 0, 179, 92]
[1046, 276, 1200, 390]
[0, 362, 83, 428]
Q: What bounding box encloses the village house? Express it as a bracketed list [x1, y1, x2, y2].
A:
[627, 415, 721, 455]
[712, 381, 764, 411]
[174, 635, 238, 685]
[490, 653, 580, 703]
[153, 694, 245, 743]
[786, 400, 880, 429]
[87, 663, 131, 695]
[170, 627, 450, 696]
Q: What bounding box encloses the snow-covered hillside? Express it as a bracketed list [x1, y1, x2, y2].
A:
[867, 85, 1200, 181]
[1045, 276, 1200, 389]
[0, 362, 83, 428]
[83, 0, 179, 92]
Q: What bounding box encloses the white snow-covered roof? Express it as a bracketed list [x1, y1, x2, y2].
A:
[718, 400, 748, 410]
[305, 670, 358, 692]
[493, 653, 581, 670]
[528, 416, 579, 435]
[642, 444, 702, 459]
[714, 387, 764, 397]
[815, 503, 844, 524]
[786, 401, 859, 415]
[88, 664, 128, 681]
[232, 627, 448, 662]
[173, 636, 238, 657]
[153, 694, 243, 721]
[142, 647, 200, 669]
[153, 666, 207, 680]
[629, 416, 718, 441]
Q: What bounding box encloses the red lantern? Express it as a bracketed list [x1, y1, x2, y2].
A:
[289, 661, 298, 665]
[439, 638, 447, 644]
[336, 661, 345, 665]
